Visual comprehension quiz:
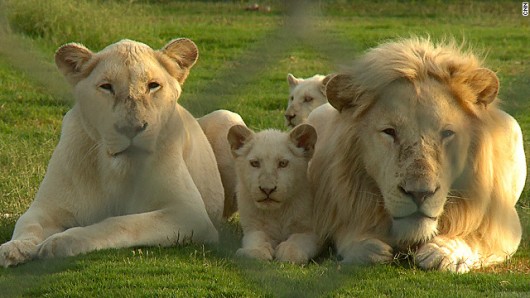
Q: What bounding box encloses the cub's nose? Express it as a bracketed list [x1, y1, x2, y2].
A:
[259, 186, 277, 196]
[114, 122, 148, 139]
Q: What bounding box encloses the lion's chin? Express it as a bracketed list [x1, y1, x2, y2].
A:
[391, 213, 438, 248]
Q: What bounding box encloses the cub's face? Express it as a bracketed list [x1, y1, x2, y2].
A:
[358, 78, 472, 244]
[285, 74, 327, 128]
[228, 125, 317, 211]
[55, 39, 198, 160]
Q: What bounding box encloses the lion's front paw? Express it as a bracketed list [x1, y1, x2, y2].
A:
[415, 236, 477, 273]
[341, 238, 393, 265]
[235, 243, 274, 261]
[37, 231, 95, 259]
[0, 240, 38, 267]
[275, 241, 309, 264]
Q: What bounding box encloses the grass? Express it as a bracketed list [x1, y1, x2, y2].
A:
[0, 0, 529, 296]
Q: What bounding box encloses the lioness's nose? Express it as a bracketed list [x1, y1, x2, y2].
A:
[114, 122, 148, 139]
[259, 186, 277, 196]
[399, 186, 438, 207]
[284, 114, 295, 121]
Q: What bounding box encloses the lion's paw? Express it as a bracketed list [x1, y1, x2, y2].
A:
[415, 237, 477, 273]
[341, 238, 393, 265]
[37, 231, 95, 259]
[0, 240, 38, 267]
[235, 244, 273, 261]
[275, 241, 309, 264]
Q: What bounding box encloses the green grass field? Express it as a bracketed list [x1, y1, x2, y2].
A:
[0, 0, 529, 296]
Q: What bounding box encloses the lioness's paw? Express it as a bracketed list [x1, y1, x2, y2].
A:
[235, 244, 273, 261]
[341, 238, 393, 265]
[37, 232, 95, 259]
[275, 241, 309, 264]
[0, 240, 38, 267]
[415, 236, 477, 274]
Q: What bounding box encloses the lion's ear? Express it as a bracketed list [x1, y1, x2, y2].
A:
[319, 73, 333, 96]
[325, 73, 356, 112]
[55, 43, 93, 85]
[160, 38, 199, 84]
[467, 68, 499, 107]
[289, 123, 317, 158]
[287, 73, 300, 90]
[227, 125, 254, 158]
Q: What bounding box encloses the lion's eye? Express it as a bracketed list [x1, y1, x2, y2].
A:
[148, 82, 161, 92]
[441, 130, 455, 139]
[382, 128, 397, 138]
[304, 96, 313, 103]
[250, 160, 260, 168]
[278, 160, 289, 168]
[99, 83, 114, 94]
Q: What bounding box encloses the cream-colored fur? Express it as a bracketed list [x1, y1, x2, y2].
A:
[284, 74, 330, 128]
[0, 38, 224, 267]
[228, 124, 321, 264]
[198, 110, 246, 218]
[309, 38, 526, 273]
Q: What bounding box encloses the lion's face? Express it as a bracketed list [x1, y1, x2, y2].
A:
[55, 39, 198, 162]
[228, 124, 316, 211]
[357, 78, 473, 244]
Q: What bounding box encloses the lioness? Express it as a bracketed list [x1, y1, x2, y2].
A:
[0, 38, 224, 267]
[284, 74, 330, 128]
[309, 38, 526, 273]
[228, 124, 321, 264]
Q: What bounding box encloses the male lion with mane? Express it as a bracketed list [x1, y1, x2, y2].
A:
[308, 38, 526, 273]
[0, 38, 224, 267]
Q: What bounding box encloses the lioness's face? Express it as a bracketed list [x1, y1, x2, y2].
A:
[76, 42, 180, 158]
[359, 78, 472, 244]
[285, 79, 327, 128]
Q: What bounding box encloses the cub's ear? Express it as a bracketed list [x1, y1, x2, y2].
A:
[55, 43, 93, 85]
[289, 123, 317, 159]
[325, 73, 356, 112]
[467, 68, 499, 107]
[159, 38, 199, 84]
[227, 125, 254, 158]
[287, 73, 300, 90]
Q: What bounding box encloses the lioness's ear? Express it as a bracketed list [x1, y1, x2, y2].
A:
[55, 43, 93, 85]
[467, 68, 499, 107]
[227, 125, 254, 158]
[287, 73, 300, 90]
[325, 73, 356, 112]
[289, 123, 317, 158]
[160, 38, 199, 84]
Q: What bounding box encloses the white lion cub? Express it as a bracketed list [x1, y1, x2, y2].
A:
[228, 124, 321, 264]
[284, 73, 330, 128]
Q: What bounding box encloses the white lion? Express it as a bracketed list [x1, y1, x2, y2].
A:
[198, 110, 246, 218]
[309, 38, 526, 273]
[284, 74, 330, 128]
[228, 124, 321, 264]
[0, 38, 224, 267]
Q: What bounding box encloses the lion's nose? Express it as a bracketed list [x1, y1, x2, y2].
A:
[259, 186, 277, 196]
[114, 122, 148, 139]
[399, 186, 439, 207]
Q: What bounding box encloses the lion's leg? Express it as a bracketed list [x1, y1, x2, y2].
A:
[416, 206, 522, 273]
[275, 232, 320, 264]
[0, 206, 67, 267]
[334, 228, 393, 265]
[236, 230, 274, 261]
[36, 207, 218, 259]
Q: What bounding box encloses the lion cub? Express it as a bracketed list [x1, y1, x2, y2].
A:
[228, 124, 321, 264]
[284, 73, 330, 128]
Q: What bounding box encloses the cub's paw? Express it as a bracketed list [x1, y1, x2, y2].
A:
[235, 244, 273, 261]
[275, 241, 309, 264]
[0, 240, 38, 267]
[341, 238, 393, 265]
[37, 230, 96, 259]
[415, 236, 477, 274]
